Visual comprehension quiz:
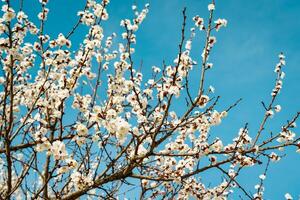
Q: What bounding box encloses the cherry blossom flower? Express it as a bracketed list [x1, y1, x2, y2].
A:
[285, 193, 293, 200]
[274, 105, 281, 112]
[51, 141, 67, 160]
[197, 95, 210, 108]
[76, 123, 88, 136]
[214, 18, 227, 31]
[208, 3, 215, 11]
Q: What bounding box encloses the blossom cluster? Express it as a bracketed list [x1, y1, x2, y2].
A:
[0, 0, 298, 199]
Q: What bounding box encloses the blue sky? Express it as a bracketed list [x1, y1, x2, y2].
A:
[12, 0, 300, 198]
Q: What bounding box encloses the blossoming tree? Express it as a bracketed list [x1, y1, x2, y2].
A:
[0, 0, 299, 199]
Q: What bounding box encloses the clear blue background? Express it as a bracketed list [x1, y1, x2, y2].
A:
[11, 0, 300, 199]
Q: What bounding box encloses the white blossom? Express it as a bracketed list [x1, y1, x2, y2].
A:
[285, 193, 293, 200]
[208, 3, 215, 11]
